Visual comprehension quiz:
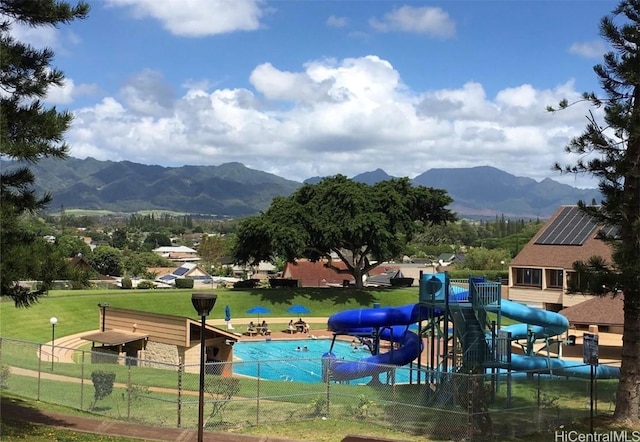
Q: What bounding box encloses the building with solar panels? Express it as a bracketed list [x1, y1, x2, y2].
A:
[156, 263, 214, 287]
[507, 205, 617, 312]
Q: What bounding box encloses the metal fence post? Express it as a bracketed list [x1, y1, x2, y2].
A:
[256, 361, 260, 425]
[177, 360, 183, 428]
[127, 363, 132, 420]
[80, 351, 85, 410]
[467, 371, 473, 441]
[37, 343, 42, 401]
[325, 366, 330, 418]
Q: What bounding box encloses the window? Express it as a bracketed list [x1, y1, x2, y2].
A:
[514, 268, 542, 287]
[547, 269, 563, 289]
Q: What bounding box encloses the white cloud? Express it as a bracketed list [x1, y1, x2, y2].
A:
[106, 0, 266, 37]
[569, 40, 606, 58]
[45, 78, 98, 105]
[119, 69, 176, 116]
[326, 15, 348, 28]
[66, 55, 600, 188]
[369, 6, 455, 38]
[6, 20, 60, 48]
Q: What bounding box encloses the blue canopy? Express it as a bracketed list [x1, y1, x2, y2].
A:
[246, 306, 271, 315]
[286, 304, 310, 315]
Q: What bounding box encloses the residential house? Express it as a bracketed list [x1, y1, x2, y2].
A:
[507, 205, 615, 311]
[156, 263, 213, 286]
[152, 245, 199, 263]
[282, 259, 401, 288]
[434, 253, 464, 267]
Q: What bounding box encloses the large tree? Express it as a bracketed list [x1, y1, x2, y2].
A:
[550, 0, 640, 424]
[0, 0, 89, 306]
[233, 175, 455, 288]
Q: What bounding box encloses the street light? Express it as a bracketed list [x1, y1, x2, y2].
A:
[98, 303, 109, 332]
[191, 292, 217, 442]
[49, 317, 58, 371]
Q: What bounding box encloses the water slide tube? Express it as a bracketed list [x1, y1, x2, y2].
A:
[325, 303, 438, 381]
[489, 299, 620, 379]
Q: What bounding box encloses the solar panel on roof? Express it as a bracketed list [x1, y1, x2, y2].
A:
[173, 266, 189, 276]
[596, 225, 620, 240]
[535, 206, 598, 246]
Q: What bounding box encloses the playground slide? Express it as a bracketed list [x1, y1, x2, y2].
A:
[325, 303, 438, 381]
[492, 299, 620, 379]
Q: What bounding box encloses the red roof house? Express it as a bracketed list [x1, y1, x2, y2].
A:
[282, 259, 399, 288]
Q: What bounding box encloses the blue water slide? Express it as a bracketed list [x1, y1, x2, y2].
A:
[490, 299, 620, 379]
[325, 303, 438, 381]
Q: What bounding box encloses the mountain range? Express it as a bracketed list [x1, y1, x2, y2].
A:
[2, 158, 601, 219]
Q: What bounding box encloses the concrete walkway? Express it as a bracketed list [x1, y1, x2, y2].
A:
[40, 318, 334, 365]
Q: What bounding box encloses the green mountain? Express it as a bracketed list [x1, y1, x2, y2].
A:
[3, 157, 302, 217]
[2, 159, 601, 218]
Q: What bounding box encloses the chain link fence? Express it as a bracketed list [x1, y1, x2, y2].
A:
[0, 337, 619, 440]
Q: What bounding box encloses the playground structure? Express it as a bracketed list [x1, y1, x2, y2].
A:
[323, 272, 621, 383]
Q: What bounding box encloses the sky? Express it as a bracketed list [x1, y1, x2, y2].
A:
[8, 0, 623, 188]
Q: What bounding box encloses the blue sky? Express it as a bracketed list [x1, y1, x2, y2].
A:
[9, 0, 620, 187]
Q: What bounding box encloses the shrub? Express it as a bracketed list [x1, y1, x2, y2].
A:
[0, 364, 10, 389]
[120, 277, 133, 289]
[175, 278, 194, 289]
[232, 279, 260, 289]
[307, 396, 327, 417]
[136, 280, 155, 289]
[269, 278, 299, 288]
[90, 370, 116, 409]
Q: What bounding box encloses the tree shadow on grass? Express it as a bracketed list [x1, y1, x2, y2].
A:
[1, 396, 74, 429]
[240, 287, 382, 308]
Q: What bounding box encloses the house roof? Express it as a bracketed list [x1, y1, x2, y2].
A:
[153, 246, 197, 254]
[81, 330, 149, 346]
[283, 259, 398, 287]
[559, 295, 624, 326]
[510, 205, 613, 269]
[156, 263, 211, 283]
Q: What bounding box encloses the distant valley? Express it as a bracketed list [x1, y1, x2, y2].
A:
[3, 158, 601, 219]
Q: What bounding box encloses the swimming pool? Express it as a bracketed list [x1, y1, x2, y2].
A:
[231, 339, 419, 384]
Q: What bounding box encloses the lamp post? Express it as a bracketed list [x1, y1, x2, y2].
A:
[98, 303, 109, 332]
[191, 292, 217, 442]
[49, 317, 58, 371]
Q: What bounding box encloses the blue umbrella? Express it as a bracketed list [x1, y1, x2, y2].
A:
[246, 305, 271, 320]
[224, 305, 231, 322]
[286, 304, 311, 315]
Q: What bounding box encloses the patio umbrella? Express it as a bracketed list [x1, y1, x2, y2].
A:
[246, 305, 271, 321]
[224, 305, 231, 322]
[286, 304, 311, 316]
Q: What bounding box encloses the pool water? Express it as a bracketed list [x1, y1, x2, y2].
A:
[231, 339, 417, 384]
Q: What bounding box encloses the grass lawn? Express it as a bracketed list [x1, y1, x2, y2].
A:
[0, 286, 418, 342]
[2, 286, 638, 441]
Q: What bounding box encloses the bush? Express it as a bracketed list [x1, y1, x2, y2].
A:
[136, 280, 156, 289]
[0, 364, 10, 389]
[90, 370, 116, 409]
[232, 279, 260, 289]
[120, 277, 133, 289]
[175, 278, 194, 289]
[269, 278, 299, 288]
